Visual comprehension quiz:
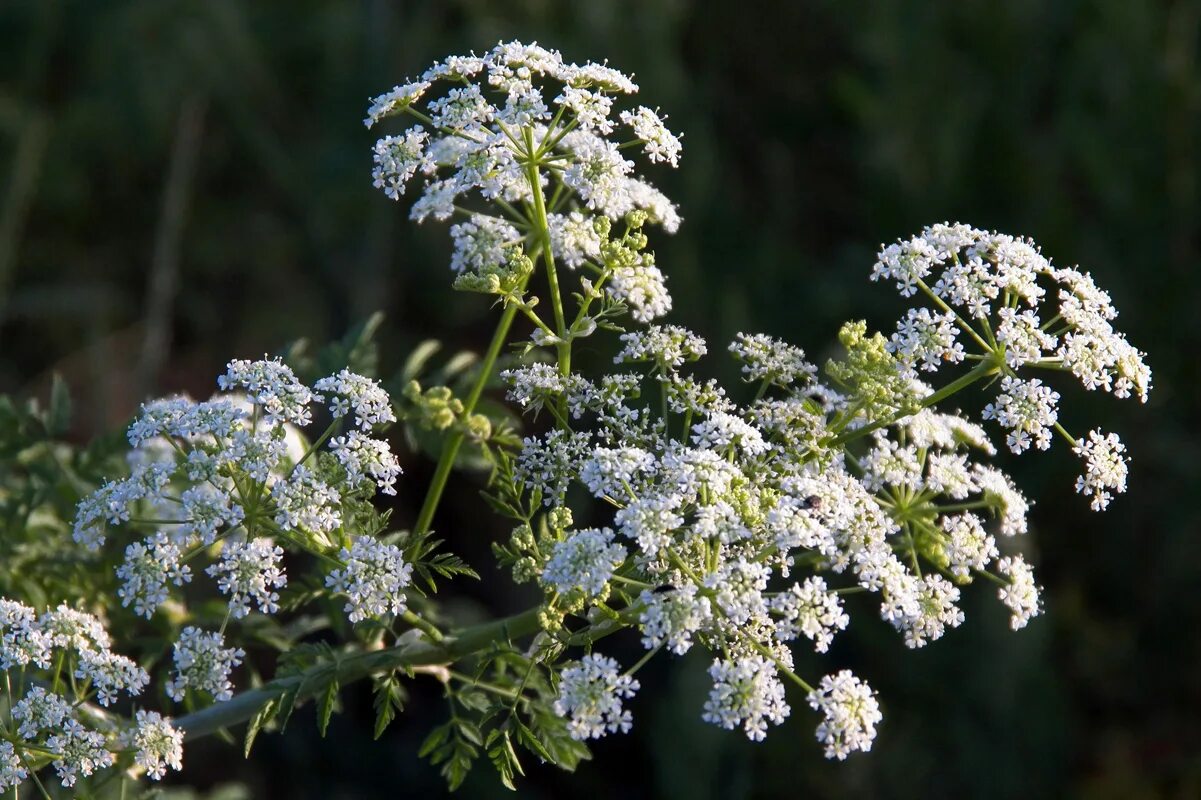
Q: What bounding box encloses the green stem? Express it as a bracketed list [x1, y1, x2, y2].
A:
[401, 609, 445, 643]
[175, 607, 544, 741]
[523, 130, 570, 386]
[411, 295, 523, 538]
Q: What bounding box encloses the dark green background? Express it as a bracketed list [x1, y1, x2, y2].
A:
[1, 1, 1198, 797]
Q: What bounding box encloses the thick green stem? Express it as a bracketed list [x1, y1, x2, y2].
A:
[411, 298, 522, 538]
[175, 607, 543, 741]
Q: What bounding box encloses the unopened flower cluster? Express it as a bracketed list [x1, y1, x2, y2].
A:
[0, 600, 183, 790]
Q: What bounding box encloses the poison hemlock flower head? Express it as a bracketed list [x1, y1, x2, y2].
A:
[996, 555, 1041, 630]
[807, 670, 881, 760]
[326, 537, 414, 623]
[1073, 428, 1129, 511]
[166, 627, 245, 703]
[702, 656, 790, 742]
[554, 653, 640, 740]
[117, 533, 192, 619]
[982, 377, 1060, 454]
[207, 538, 287, 618]
[75, 647, 149, 706]
[0, 599, 51, 669]
[314, 369, 396, 429]
[638, 584, 712, 654]
[126, 710, 184, 781]
[330, 431, 403, 496]
[46, 719, 112, 787]
[770, 577, 849, 653]
[542, 528, 627, 597]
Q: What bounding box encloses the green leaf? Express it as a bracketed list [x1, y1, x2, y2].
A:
[514, 718, 554, 764]
[317, 677, 339, 737]
[372, 673, 407, 739]
[418, 721, 451, 759]
[244, 697, 279, 758]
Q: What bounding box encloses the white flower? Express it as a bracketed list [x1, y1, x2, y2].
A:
[428, 84, 494, 130]
[982, 377, 1060, 454]
[615, 325, 707, 371]
[372, 128, 433, 201]
[542, 528, 627, 597]
[166, 627, 245, 703]
[364, 81, 431, 127]
[996, 555, 1041, 630]
[996, 307, 1057, 369]
[807, 670, 882, 760]
[860, 434, 922, 492]
[314, 369, 396, 430]
[271, 465, 342, 535]
[449, 215, 521, 274]
[888, 307, 965, 373]
[555, 85, 614, 133]
[516, 429, 591, 504]
[607, 264, 672, 323]
[329, 431, 402, 495]
[932, 254, 998, 318]
[0, 599, 51, 669]
[179, 485, 245, 545]
[729, 333, 815, 387]
[690, 411, 770, 457]
[972, 465, 1030, 536]
[638, 584, 712, 654]
[12, 687, 72, 740]
[579, 447, 656, 499]
[705, 559, 770, 626]
[126, 710, 184, 781]
[38, 606, 111, 653]
[207, 538, 287, 618]
[46, 719, 112, 787]
[1073, 428, 1129, 511]
[925, 452, 977, 499]
[326, 537, 414, 623]
[702, 656, 790, 742]
[871, 236, 938, 296]
[75, 648, 149, 706]
[0, 742, 27, 792]
[218, 358, 317, 426]
[117, 533, 192, 619]
[941, 513, 998, 579]
[893, 574, 965, 649]
[548, 211, 602, 268]
[619, 106, 682, 166]
[770, 577, 849, 653]
[553, 653, 640, 740]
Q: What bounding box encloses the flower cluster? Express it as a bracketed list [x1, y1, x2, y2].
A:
[553, 654, 640, 740]
[0, 600, 184, 789]
[485, 217, 1149, 760]
[69, 357, 413, 721]
[872, 223, 1150, 506]
[325, 537, 415, 623]
[365, 40, 682, 331]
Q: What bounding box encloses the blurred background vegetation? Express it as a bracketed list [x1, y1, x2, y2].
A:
[1, 1, 1198, 797]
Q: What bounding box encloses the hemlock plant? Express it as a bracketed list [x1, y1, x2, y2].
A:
[0, 41, 1150, 793]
